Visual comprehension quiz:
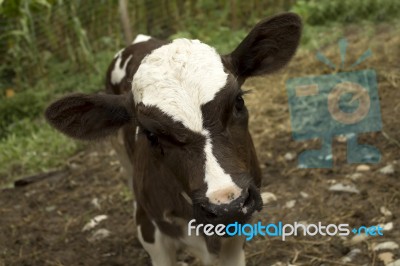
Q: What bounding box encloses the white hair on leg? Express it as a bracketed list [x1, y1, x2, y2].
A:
[137, 223, 178, 266]
[220, 236, 246, 266]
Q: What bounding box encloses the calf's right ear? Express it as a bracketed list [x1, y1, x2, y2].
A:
[45, 93, 133, 140]
[225, 12, 302, 81]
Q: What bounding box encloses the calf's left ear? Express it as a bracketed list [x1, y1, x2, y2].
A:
[45, 93, 133, 140]
[225, 12, 302, 81]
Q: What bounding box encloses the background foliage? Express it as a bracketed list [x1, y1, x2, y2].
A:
[0, 0, 399, 185]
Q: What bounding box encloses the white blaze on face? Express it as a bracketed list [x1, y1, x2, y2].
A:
[203, 131, 242, 204]
[132, 38, 241, 204]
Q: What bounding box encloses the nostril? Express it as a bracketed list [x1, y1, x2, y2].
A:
[207, 186, 242, 205]
[227, 192, 235, 201]
[194, 186, 262, 224]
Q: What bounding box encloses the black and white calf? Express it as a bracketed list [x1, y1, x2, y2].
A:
[46, 13, 302, 266]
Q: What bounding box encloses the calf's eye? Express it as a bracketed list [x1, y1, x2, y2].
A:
[235, 95, 245, 111]
[145, 130, 159, 146]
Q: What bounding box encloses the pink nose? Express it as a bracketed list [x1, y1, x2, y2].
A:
[207, 186, 242, 205]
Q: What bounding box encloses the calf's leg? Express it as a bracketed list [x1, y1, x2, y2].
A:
[219, 236, 246, 266]
[136, 204, 178, 266]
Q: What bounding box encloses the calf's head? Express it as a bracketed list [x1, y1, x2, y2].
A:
[46, 13, 301, 226]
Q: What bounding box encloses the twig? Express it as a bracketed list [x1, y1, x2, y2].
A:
[257, 237, 331, 246]
[291, 249, 300, 264]
[279, 249, 360, 266]
[14, 169, 69, 187]
[382, 130, 400, 148]
[248, 247, 360, 266]
[246, 250, 267, 259]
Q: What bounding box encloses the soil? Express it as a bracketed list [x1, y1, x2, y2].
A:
[1, 24, 399, 266]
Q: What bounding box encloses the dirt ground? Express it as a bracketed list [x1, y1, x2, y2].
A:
[1, 24, 399, 266]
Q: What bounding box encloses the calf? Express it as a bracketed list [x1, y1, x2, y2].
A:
[45, 13, 301, 266]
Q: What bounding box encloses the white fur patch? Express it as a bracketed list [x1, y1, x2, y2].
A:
[132, 38, 240, 204]
[133, 34, 151, 44]
[220, 237, 246, 266]
[137, 224, 177, 266]
[134, 126, 139, 142]
[203, 131, 241, 204]
[113, 48, 124, 59]
[181, 226, 216, 265]
[111, 53, 132, 85]
[132, 38, 227, 132]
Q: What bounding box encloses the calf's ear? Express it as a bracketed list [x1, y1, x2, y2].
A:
[45, 93, 133, 140]
[225, 12, 302, 81]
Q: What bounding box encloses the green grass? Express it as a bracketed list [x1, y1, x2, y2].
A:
[0, 50, 114, 186]
[170, 26, 247, 54]
[169, 0, 400, 53]
[291, 0, 400, 26]
[0, 120, 81, 187]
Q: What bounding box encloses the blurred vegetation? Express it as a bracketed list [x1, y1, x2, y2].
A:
[0, 0, 399, 185]
[293, 0, 400, 25]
